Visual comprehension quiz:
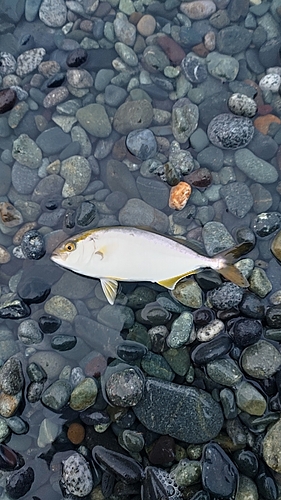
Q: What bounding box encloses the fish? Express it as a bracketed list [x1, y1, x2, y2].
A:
[51, 226, 250, 305]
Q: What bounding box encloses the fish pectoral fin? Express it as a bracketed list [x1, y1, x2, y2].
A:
[100, 278, 118, 305]
[157, 271, 195, 290]
[218, 265, 249, 288]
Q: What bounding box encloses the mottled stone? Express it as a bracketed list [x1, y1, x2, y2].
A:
[60, 155, 91, 197]
[39, 0, 67, 27]
[207, 52, 239, 81]
[70, 378, 98, 410]
[220, 182, 253, 218]
[44, 295, 77, 322]
[133, 377, 223, 443]
[16, 48, 46, 78]
[207, 114, 254, 149]
[180, 0, 216, 19]
[76, 103, 111, 137]
[12, 134, 42, 168]
[235, 381, 266, 416]
[241, 340, 281, 379]
[113, 100, 153, 134]
[41, 379, 71, 410]
[172, 98, 199, 143]
[62, 453, 93, 497]
[43, 87, 69, 108]
[228, 93, 257, 118]
[263, 418, 281, 473]
[0, 202, 23, 228]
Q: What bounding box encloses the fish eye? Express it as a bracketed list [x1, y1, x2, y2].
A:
[64, 241, 76, 252]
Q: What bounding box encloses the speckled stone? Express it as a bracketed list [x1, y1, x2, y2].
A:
[207, 114, 254, 149]
[180, 0, 216, 19]
[133, 377, 224, 443]
[241, 340, 281, 379]
[70, 378, 98, 410]
[44, 295, 77, 322]
[228, 93, 257, 118]
[43, 87, 69, 108]
[60, 155, 91, 197]
[76, 103, 111, 137]
[206, 53, 239, 81]
[41, 379, 71, 410]
[172, 98, 199, 143]
[202, 221, 235, 255]
[220, 182, 253, 218]
[16, 48, 46, 78]
[263, 417, 281, 473]
[235, 149, 278, 183]
[166, 312, 193, 348]
[206, 358, 243, 386]
[235, 381, 266, 416]
[61, 453, 93, 497]
[249, 267, 272, 298]
[39, 0, 67, 27]
[12, 134, 42, 168]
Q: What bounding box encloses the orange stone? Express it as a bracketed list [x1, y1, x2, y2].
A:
[254, 114, 281, 135]
[169, 181, 192, 210]
[67, 422, 85, 445]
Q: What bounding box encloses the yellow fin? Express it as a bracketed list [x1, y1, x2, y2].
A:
[218, 265, 249, 288]
[157, 271, 195, 290]
[100, 278, 118, 305]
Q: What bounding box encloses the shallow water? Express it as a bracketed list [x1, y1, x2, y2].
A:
[0, 0, 281, 499]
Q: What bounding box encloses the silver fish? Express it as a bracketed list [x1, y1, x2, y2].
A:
[51, 226, 249, 305]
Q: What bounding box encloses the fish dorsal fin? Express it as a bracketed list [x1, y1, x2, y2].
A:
[101, 278, 118, 305]
[157, 271, 196, 290]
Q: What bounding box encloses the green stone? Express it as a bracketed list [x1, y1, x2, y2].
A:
[166, 311, 193, 348]
[76, 103, 111, 137]
[263, 417, 281, 473]
[70, 378, 98, 411]
[141, 351, 175, 382]
[241, 340, 281, 379]
[163, 347, 190, 376]
[249, 267, 272, 298]
[235, 381, 266, 416]
[235, 474, 258, 500]
[206, 358, 243, 386]
[171, 278, 202, 308]
[170, 459, 201, 487]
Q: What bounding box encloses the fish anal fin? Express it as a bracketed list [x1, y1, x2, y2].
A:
[101, 278, 118, 305]
[157, 271, 196, 290]
[219, 265, 249, 288]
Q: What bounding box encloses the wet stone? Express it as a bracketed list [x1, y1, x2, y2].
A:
[6, 466, 34, 500]
[70, 378, 98, 411]
[119, 198, 168, 233]
[263, 417, 281, 473]
[196, 318, 224, 341]
[16, 48, 46, 78]
[249, 268, 272, 298]
[21, 230, 45, 260]
[126, 129, 157, 160]
[36, 127, 71, 155]
[207, 113, 254, 149]
[62, 453, 93, 497]
[192, 335, 232, 365]
[12, 134, 42, 168]
[0, 358, 24, 396]
[180, 0, 216, 19]
[136, 177, 169, 210]
[228, 93, 257, 118]
[206, 358, 243, 386]
[172, 98, 199, 143]
[166, 311, 193, 348]
[76, 103, 111, 138]
[141, 351, 175, 381]
[76, 201, 97, 227]
[44, 296, 77, 322]
[104, 84, 127, 107]
[41, 379, 72, 410]
[220, 182, 253, 218]
[181, 55, 207, 83]
[235, 149, 278, 183]
[220, 388, 237, 419]
[113, 99, 153, 134]
[117, 341, 147, 363]
[202, 221, 235, 255]
[241, 340, 281, 379]
[0, 88, 17, 114]
[61, 155, 91, 197]
[231, 318, 263, 347]
[171, 278, 202, 308]
[39, 0, 67, 27]
[0, 294, 30, 320]
[216, 25, 252, 55]
[235, 381, 266, 416]
[0, 202, 23, 228]
[202, 444, 238, 499]
[17, 277, 50, 304]
[133, 377, 224, 443]
[208, 283, 244, 310]
[17, 319, 43, 345]
[12, 162, 39, 195]
[105, 367, 144, 407]
[93, 445, 143, 484]
[66, 48, 88, 67]
[38, 315, 61, 334]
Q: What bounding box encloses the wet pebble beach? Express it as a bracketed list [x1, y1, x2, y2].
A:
[0, 0, 281, 499]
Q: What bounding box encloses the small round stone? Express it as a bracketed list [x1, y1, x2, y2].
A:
[0, 202, 23, 228]
[70, 378, 98, 411]
[207, 114, 254, 149]
[105, 367, 144, 407]
[44, 296, 77, 322]
[67, 423, 85, 445]
[196, 319, 225, 342]
[208, 283, 244, 310]
[21, 230, 45, 260]
[231, 318, 262, 347]
[180, 0, 216, 19]
[126, 129, 157, 160]
[206, 358, 243, 386]
[17, 319, 43, 345]
[228, 93, 257, 118]
[38, 315, 61, 334]
[137, 15, 156, 36]
[241, 340, 281, 379]
[0, 358, 24, 395]
[61, 453, 93, 497]
[181, 55, 207, 83]
[0, 88, 17, 114]
[169, 181, 192, 210]
[6, 466, 34, 500]
[235, 381, 266, 416]
[41, 380, 72, 410]
[259, 73, 281, 92]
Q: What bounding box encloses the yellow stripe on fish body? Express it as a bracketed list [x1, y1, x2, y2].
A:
[51, 226, 249, 304]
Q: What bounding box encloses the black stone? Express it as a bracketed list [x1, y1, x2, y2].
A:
[179, 26, 203, 48]
[232, 450, 258, 478]
[117, 341, 148, 362]
[64, 209, 76, 229]
[0, 297, 30, 319]
[202, 443, 238, 498]
[38, 314, 61, 333]
[192, 307, 215, 326]
[191, 336, 232, 365]
[0, 445, 23, 471]
[51, 335, 77, 351]
[66, 48, 88, 67]
[17, 277, 50, 305]
[239, 292, 265, 319]
[252, 212, 281, 237]
[260, 38, 281, 68]
[231, 318, 263, 347]
[256, 461, 278, 500]
[181, 55, 207, 83]
[26, 381, 44, 403]
[76, 200, 98, 227]
[92, 445, 144, 484]
[195, 270, 222, 290]
[21, 230, 45, 260]
[44, 72, 65, 89]
[6, 465, 34, 499]
[80, 410, 110, 426]
[216, 26, 252, 55]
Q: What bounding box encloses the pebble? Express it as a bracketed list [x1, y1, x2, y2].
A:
[70, 378, 98, 410]
[105, 366, 144, 406]
[0, 88, 17, 114]
[67, 422, 85, 445]
[207, 114, 254, 149]
[12, 134, 42, 168]
[241, 340, 281, 379]
[202, 444, 238, 498]
[254, 114, 281, 135]
[169, 181, 192, 210]
[17, 319, 43, 345]
[259, 73, 281, 92]
[181, 55, 207, 84]
[104, 84, 127, 107]
[6, 466, 34, 499]
[119, 198, 168, 232]
[93, 445, 143, 483]
[43, 87, 69, 108]
[206, 358, 243, 386]
[21, 230, 45, 260]
[171, 278, 202, 308]
[0, 202, 23, 228]
[67, 69, 93, 88]
[36, 127, 71, 155]
[0, 358, 24, 396]
[17, 276, 50, 304]
[249, 267, 272, 298]
[196, 319, 224, 341]
[0, 52, 16, 76]
[228, 93, 257, 118]
[66, 48, 88, 68]
[271, 229, 281, 261]
[232, 318, 262, 347]
[202, 221, 235, 255]
[206, 52, 239, 81]
[172, 98, 199, 143]
[16, 48, 46, 77]
[61, 453, 93, 497]
[180, 0, 216, 19]
[126, 129, 157, 160]
[263, 417, 281, 473]
[235, 149, 278, 183]
[0, 294, 30, 320]
[114, 12, 136, 46]
[235, 381, 266, 416]
[133, 377, 223, 443]
[216, 26, 252, 55]
[137, 14, 156, 36]
[136, 177, 169, 210]
[44, 295, 77, 322]
[76, 103, 111, 137]
[60, 155, 91, 197]
[113, 99, 153, 134]
[39, 0, 67, 27]
[41, 379, 72, 410]
[220, 182, 253, 218]
[209, 283, 243, 310]
[141, 351, 174, 381]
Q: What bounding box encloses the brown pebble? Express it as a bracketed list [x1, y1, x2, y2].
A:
[148, 435, 175, 466]
[184, 168, 212, 189]
[13, 222, 37, 245]
[67, 422, 85, 445]
[80, 20, 93, 32]
[43, 87, 69, 108]
[129, 12, 143, 24]
[0, 202, 23, 228]
[192, 42, 209, 58]
[156, 35, 186, 65]
[137, 14, 156, 36]
[258, 104, 273, 116]
[84, 352, 107, 377]
[0, 88, 17, 114]
[254, 114, 281, 135]
[0, 245, 11, 264]
[169, 181, 192, 210]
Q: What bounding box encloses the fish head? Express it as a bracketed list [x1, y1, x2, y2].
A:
[51, 231, 98, 274]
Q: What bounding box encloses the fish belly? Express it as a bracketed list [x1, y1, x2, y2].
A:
[91, 228, 208, 283]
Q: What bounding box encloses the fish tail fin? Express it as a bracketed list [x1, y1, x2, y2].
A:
[213, 242, 251, 288]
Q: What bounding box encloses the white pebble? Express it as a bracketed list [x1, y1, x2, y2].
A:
[196, 319, 224, 342]
[259, 74, 281, 93]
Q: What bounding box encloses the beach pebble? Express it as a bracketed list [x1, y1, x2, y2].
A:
[259, 73, 281, 92]
[21, 230, 45, 260]
[235, 381, 266, 416]
[228, 93, 257, 117]
[209, 283, 244, 310]
[167, 312, 193, 348]
[105, 367, 144, 406]
[0, 358, 24, 396]
[241, 340, 281, 379]
[39, 0, 67, 27]
[196, 319, 224, 341]
[6, 466, 34, 500]
[61, 453, 93, 497]
[76, 103, 111, 137]
[29, 351, 66, 380]
[0, 89, 17, 114]
[172, 98, 199, 143]
[12, 134, 42, 168]
[216, 26, 252, 55]
[235, 149, 278, 183]
[43, 87, 69, 108]
[60, 155, 91, 197]
[12, 163, 39, 195]
[0, 202, 23, 228]
[119, 198, 168, 233]
[202, 221, 235, 255]
[41, 379, 71, 410]
[44, 295, 77, 322]
[0, 52, 16, 76]
[113, 99, 153, 134]
[126, 129, 157, 160]
[180, 0, 216, 19]
[70, 378, 98, 410]
[104, 84, 127, 107]
[16, 48, 46, 77]
[220, 182, 253, 218]
[207, 114, 254, 149]
[18, 319, 43, 345]
[113, 12, 136, 46]
[169, 181, 192, 210]
[202, 444, 238, 498]
[137, 15, 156, 36]
[263, 418, 281, 473]
[206, 52, 239, 81]
[181, 55, 207, 83]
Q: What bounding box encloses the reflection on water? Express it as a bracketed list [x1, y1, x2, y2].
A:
[0, 0, 281, 498]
